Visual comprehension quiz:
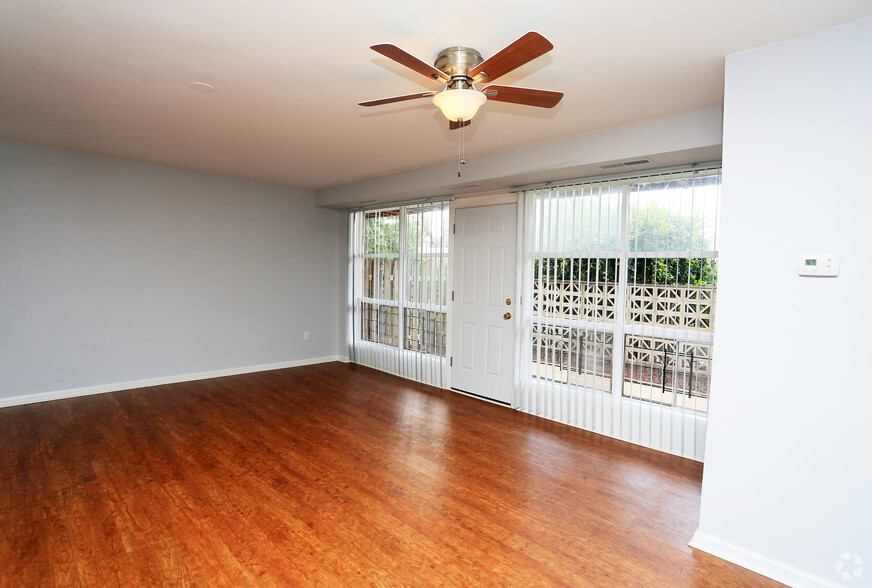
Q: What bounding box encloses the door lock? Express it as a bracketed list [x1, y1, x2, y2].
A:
[505, 298, 511, 305]
[503, 312, 512, 320]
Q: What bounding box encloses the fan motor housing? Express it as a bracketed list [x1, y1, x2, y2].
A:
[434, 46, 483, 89]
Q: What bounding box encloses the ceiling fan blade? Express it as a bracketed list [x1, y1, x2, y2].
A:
[359, 92, 436, 107]
[469, 32, 553, 82]
[449, 119, 471, 131]
[371, 44, 450, 82]
[482, 85, 563, 108]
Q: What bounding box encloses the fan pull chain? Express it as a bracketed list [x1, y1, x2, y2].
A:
[457, 119, 467, 178]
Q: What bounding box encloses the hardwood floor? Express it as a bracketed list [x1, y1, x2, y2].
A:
[0, 362, 780, 586]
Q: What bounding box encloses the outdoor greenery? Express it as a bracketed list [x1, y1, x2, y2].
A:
[534, 257, 716, 286]
[364, 210, 400, 254]
[363, 206, 449, 255]
[535, 199, 718, 286]
[364, 192, 718, 287]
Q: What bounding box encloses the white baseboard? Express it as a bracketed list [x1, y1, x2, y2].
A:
[689, 531, 841, 588]
[0, 355, 347, 408]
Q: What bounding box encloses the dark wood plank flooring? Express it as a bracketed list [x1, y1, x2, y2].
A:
[0, 362, 780, 586]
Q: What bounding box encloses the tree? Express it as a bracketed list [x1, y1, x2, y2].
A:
[363, 210, 400, 254]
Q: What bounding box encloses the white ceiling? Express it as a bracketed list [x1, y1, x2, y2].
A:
[2, 1, 870, 191]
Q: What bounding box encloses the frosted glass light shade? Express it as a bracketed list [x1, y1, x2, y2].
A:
[432, 89, 487, 121]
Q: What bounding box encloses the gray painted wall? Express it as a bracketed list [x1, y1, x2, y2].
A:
[1, 139, 343, 400]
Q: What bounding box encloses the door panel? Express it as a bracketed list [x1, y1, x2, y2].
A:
[488, 248, 504, 305]
[460, 322, 476, 369]
[451, 204, 517, 404]
[486, 327, 503, 376]
[462, 248, 477, 304]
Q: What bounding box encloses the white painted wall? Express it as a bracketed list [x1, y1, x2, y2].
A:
[315, 108, 723, 208]
[693, 17, 872, 587]
[0, 139, 344, 402]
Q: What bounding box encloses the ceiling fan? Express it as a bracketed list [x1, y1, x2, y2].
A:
[359, 32, 563, 130]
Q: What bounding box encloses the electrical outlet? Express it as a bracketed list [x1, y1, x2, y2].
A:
[303, 331, 310, 340]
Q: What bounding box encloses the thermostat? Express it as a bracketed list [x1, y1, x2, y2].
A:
[798, 254, 839, 277]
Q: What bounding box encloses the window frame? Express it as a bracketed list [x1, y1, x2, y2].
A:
[351, 202, 450, 386]
[524, 167, 721, 413]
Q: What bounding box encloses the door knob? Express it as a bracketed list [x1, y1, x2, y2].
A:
[503, 312, 512, 320]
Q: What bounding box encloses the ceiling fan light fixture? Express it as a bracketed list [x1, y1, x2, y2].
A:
[432, 89, 486, 122]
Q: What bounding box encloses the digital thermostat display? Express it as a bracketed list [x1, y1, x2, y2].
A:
[798, 254, 839, 277]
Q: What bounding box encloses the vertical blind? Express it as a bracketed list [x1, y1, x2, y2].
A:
[350, 201, 449, 387]
[518, 167, 721, 460]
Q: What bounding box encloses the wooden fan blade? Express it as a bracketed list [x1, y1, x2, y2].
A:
[469, 32, 553, 82]
[371, 44, 450, 82]
[482, 85, 563, 108]
[359, 92, 436, 107]
[449, 119, 471, 131]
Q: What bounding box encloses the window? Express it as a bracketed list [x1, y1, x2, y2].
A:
[530, 182, 622, 394]
[360, 208, 400, 348]
[520, 167, 721, 460]
[351, 201, 449, 386]
[622, 174, 720, 413]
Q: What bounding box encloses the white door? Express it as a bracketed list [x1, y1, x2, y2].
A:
[451, 204, 517, 404]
